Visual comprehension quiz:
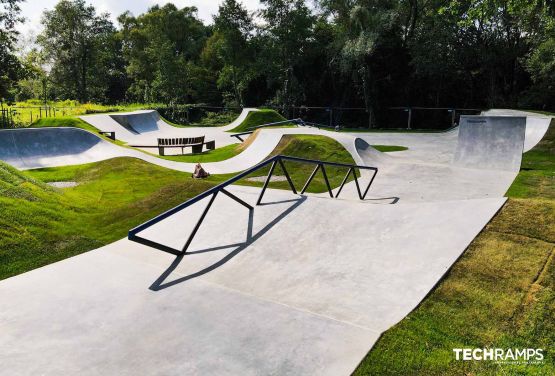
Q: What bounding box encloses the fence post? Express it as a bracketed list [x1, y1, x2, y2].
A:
[407, 107, 412, 130]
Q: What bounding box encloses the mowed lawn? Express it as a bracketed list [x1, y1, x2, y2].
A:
[0, 134, 360, 280]
[354, 122, 555, 375]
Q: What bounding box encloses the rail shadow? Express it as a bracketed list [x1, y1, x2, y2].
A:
[149, 195, 307, 291]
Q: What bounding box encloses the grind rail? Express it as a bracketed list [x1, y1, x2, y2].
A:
[128, 155, 378, 256]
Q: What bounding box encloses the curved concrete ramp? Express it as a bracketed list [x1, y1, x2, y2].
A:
[0, 111, 551, 375]
[354, 138, 393, 166]
[483, 109, 552, 152]
[0, 128, 128, 169]
[454, 116, 526, 171]
[81, 108, 260, 148]
[0, 126, 361, 174]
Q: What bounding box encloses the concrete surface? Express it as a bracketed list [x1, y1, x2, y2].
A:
[454, 116, 526, 171]
[0, 187, 506, 376]
[81, 108, 259, 149]
[483, 109, 551, 151]
[0, 126, 361, 174]
[0, 109, 551, 375]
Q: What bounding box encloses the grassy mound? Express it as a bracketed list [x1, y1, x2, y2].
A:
[0, 158, 217, 280]
[372, 145, 408, 152]
[234, 135, 359, 193]
[1, 133, 358, 279]
[228, 109, 294, 133]
[355, 120, 555, 375]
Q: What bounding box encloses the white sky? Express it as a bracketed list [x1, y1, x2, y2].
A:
[17, 0, 262, 36]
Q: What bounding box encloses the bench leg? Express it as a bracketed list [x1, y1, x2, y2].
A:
[192, 144, 203, 154]
[158, 147, 165, 156]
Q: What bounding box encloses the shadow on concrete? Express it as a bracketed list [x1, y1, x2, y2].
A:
[363, 197, 400, 204]
[150, 195, 307, 291]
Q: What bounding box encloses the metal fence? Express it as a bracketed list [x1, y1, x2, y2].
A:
[278, 106, 482, 130]
[382, 107, 482, 130]
[0, 105, 76, 128]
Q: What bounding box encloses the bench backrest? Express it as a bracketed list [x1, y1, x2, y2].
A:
[157, 136, 205, 146]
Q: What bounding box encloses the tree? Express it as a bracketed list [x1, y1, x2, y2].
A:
[38, 0, 122, 103]
[0, 0, 25, 101]
[206, 0, 255, 106]
[322, 0, 400, 127]
[259, 0, 315, 114]
[118, 4, 209, 104]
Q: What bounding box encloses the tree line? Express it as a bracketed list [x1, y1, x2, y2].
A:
[2, 0, 555, 126]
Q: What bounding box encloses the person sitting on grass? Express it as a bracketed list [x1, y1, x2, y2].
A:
[192, 163, 210, 179]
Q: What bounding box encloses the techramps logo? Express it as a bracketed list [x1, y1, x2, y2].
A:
[453, 348, 545, 365]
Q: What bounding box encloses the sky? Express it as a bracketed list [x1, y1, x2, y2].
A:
[17, 0, 262, 36]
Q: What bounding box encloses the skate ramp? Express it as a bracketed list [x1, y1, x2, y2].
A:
[482, 109, 551, 152]
[81, 108, 260, 148]
[354, 138, 394, 166]
[0, 112, 550, 375]
[453, 115, 526, 171]
[0, 186, 507, 375]
[0, 128, 128, 169]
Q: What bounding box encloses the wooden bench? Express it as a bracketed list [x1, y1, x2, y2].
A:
[157, 137, 216, 156]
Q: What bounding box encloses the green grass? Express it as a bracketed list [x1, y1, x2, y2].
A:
[0, 134, 357, 279]
[0, 158, 218, 280]
[354, 120, 555, 375]
[371, 145, 408, 152]
[155, 143, 245, 163]
[30, 117, 129, 146]
[227, 134, 359, 193]
[7, 100, 150, 126]
[227, 109, 295, 132]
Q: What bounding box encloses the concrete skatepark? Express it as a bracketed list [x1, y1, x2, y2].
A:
[0, 109, 552, 375]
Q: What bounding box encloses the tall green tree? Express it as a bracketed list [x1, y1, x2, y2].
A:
[259, 0, 315, 113]
[321, 0, 400, 127]
[205, 0, 254, 106]
[118, 4, 209, 104]
[0, 0, 24, 101]
[38, 0, 122, 102]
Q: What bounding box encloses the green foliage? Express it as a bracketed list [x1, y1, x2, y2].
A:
[227, 109, 289, 132]
[8, 0, 555, 119]
[0, 0, 25, 100]
[38, 0, 124, 103]
[0, 157, 218, 280]
[355, 121, 555, 375]
[118, 4, 210, 104]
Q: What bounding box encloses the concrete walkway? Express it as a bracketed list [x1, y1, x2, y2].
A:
[0, 109, 551, 375]
[81, 108, 259, 149]
[0, 187, 506, 375]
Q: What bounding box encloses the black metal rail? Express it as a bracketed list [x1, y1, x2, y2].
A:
[128, 155, 378, 256]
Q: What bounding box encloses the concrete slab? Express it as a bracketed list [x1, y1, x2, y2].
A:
[454, 116, 526, 171]
[0, 186, 506, 375]
[80, 108, 259, 149]
[0, 237, 379, 376]
[483, 109, 552, 152]
[0, 109, 550, 375]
